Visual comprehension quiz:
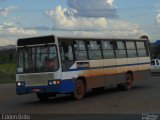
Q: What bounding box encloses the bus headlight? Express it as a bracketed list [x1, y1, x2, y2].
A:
[16, 81, 25, 87]
[48, 80, 61, 85]
[48, 80, 53, 85]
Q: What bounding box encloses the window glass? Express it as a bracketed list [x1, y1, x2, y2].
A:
[59, 40, 75, 71]
[88, 41, 102, 60]
[137, 42, 145, 49]
[102, 41, 115, 59]
[36, 46, 58, 72]
[137, 49, 147, 57]
[103, 50, 115, 59]
[17, 45, 59, 73]
[75, 40, 88, 60]
[61, 45, 73, 61]
[115, 41, 127, 58]
[117, 41, 125, 49]
[126, 41, 137, 58]
[75, 41, 86, 50]
[136, 41, 147, 57]
[102, 41, 113, 49]
[126, 42, 135, 49]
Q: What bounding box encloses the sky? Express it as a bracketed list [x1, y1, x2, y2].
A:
[0, 0, 160, 46]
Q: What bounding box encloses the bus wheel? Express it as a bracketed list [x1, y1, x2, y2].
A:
[124, 73, 133, 90]
[36, 93, 49, 101]
[73, 80, 85, 100]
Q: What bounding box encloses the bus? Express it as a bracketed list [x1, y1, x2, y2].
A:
[16, 35, 150, 101]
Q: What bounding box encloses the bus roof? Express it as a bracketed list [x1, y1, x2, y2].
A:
[17, 34, 149, 46]
[57, 36, 148, 41]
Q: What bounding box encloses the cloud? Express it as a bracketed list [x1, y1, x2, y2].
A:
[0, 38, 15, 46]
[67, 0, 118, 18]
[156, 11, 160, 25]
[24, 25, 51, 32]
[0, 6, 17, 17]
[45, 6, 108, 31]
[0, 22, 37, 46]
[53, 21, 146, 39]
[45, 5, 146, 38]
[0, 22, 36, 35]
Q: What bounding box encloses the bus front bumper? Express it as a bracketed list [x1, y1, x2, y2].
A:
[16, 79, 75, 95]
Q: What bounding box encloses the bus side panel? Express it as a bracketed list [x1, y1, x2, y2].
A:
[116, 58, 128, 83]
[86, 77, 105, 90]
[103, 59, 117, 76]
[89, 60, 104, 77]
[86, 60, 104, 89]
[136, 57, 151, 80]
[133, 70, 150, 81]
[117, 58, 128, 74]
[127, 57, 139, 80]
[127, 58, 139, 72]
[139, 57, 150, 71]
[103, 59, 120, 87]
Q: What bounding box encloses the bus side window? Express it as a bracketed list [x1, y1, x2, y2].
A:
[88, 40, 102, 60]
[136, 41, 147, 57]
[102, 41, 115, 59]
[115, 41, 127, 58]
[74, 40, 88, 60]
[126, 41, 137, 58]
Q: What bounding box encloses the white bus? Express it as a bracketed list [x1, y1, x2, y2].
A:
[16, 35, 150, 100]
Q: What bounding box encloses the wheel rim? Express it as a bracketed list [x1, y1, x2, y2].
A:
[74, 80, 85, 99]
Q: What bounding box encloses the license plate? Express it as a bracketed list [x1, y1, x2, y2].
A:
[32, 88, 41, 92]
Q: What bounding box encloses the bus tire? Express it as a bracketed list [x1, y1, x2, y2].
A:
[124, 73, 133, 90]
[73, 80, 85, 100]
[36, 93, 49, 101]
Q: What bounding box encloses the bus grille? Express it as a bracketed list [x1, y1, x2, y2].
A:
[18, 73, 54, 86]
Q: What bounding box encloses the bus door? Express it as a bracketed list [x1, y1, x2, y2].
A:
[59, 40, 75, 78]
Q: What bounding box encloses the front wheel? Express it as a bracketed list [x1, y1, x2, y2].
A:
[72, 80, 85, 100]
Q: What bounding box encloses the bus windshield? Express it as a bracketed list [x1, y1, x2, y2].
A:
[17, 45, 59, 73]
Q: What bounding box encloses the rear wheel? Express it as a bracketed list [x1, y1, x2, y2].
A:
[73, 80, 85, 100]
[124, 73, 133, 90]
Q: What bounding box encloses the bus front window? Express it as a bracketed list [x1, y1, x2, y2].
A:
[17, 45, 59, 73]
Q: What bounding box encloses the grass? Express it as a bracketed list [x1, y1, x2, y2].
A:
[0, 63, 16, 84]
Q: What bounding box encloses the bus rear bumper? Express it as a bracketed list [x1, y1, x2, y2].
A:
[16, 79, 75, 95]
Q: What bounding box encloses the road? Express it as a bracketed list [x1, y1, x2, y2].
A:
[0, 76, 160, 114]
